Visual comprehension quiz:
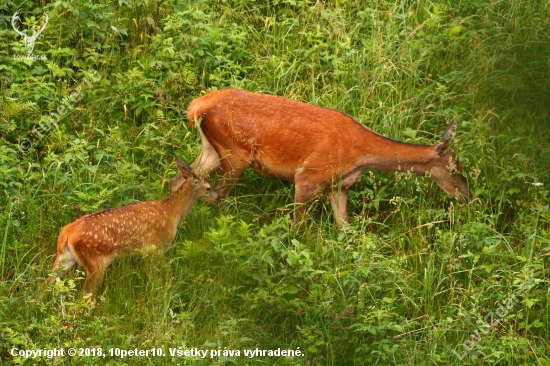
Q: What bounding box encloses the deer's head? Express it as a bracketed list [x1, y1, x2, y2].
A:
[430, 120, 472, 202]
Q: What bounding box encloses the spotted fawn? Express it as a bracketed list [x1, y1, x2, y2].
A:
[41, 156, 220, 294]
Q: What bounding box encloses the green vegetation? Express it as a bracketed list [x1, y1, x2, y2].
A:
[1, 0, 549, 364]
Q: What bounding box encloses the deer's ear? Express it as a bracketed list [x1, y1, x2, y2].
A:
[175, 155, 198, 179]
[436, 120, 456, 156]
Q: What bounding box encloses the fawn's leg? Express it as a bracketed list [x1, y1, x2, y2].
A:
[41, 245, 78, 288]
[82, 256, 113, 295]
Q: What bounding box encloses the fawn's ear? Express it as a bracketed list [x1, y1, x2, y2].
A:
[175, 155, 198, 179]
[436, 119, 456, 156]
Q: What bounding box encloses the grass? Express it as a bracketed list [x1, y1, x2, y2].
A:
[0, 0, 549, 364]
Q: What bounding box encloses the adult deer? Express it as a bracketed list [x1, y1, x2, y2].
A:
[41, 156, 220, 294]
[187, 88, 471, 227]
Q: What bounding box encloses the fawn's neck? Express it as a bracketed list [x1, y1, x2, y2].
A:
[161, 181, 199, 225]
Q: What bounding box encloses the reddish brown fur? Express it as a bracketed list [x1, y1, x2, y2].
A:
[41, 158, 220, 294]
[186, 88, 471, 227]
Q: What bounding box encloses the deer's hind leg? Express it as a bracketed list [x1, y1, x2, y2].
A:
[191, 128, 221, 176]
[213, 150, 252, 200]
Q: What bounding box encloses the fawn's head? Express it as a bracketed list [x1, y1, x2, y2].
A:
[171, 156, 221, 203]
[430, 120, 472, 202]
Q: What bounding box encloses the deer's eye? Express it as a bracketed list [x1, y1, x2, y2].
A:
[451, 168, 464, 177]
[205, 187, 211, 193]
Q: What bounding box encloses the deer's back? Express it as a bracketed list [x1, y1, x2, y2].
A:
[190, 89, 376, 180]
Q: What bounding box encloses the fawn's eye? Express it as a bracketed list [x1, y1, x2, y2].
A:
[205, 187, 211, 192]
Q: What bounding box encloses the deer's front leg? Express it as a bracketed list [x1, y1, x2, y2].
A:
[293, 172, 319, 230]
[330, 189, 349, 227]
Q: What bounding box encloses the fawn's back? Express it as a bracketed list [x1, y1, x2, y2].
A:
[61, 200, 179, 259]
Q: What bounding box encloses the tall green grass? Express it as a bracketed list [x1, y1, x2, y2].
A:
[1, 0, 549, 364]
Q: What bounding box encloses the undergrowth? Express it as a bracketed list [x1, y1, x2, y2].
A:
[1, 0, 549, 364]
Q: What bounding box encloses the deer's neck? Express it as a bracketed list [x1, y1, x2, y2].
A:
[359, 133, 437, 175]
